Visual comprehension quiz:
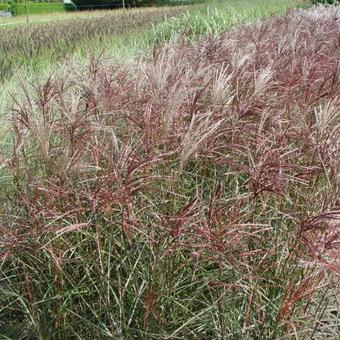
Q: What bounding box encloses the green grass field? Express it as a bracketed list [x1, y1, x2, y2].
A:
[0, 1, 339, 338]
[12, 2, 66, 16]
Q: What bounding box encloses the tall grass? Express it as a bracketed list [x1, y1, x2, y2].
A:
[150, 0, 307, 42]
[0, 0, 306, 146]
[0, 6, 193, 80]
[0, 5, 339, 338]
[0, 1, 305, 81]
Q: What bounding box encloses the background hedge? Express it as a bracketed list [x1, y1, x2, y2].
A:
[312, 0, 339, 4]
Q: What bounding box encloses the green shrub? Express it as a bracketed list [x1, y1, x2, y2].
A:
[64, 2, 76, 11]
[71, 0, 122, 9]
[312, 0, 339, 4]
[0, 3, 10, 11]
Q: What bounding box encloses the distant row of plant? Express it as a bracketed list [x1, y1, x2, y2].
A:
[0, 0, 203, 16]
[150, 0, 307, 44]
[1, 0, 338, 18]
[0, 5, 190, 78]
[0, 0, 303, 80]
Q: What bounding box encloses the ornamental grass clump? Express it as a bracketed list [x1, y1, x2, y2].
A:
[0, 6, 188, 80]
[0, 6, 339, 339]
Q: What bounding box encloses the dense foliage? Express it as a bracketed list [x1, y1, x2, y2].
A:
[0, 0, 304, 81]
[0, 3, 10, 11]
[1, 5, 339, 338]
[312, 0, 339, 4]
[71, 0, 124, 10]
[0, 6, 186, 79]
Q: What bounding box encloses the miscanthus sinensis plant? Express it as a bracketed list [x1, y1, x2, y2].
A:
[0, 5, 339, 339]
[149, 0, 306, 43]
[0, 6, 189, 80]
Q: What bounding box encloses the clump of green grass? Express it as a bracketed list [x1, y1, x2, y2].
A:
[0, 5, 339, 338]
[150, 0, 307, 42]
